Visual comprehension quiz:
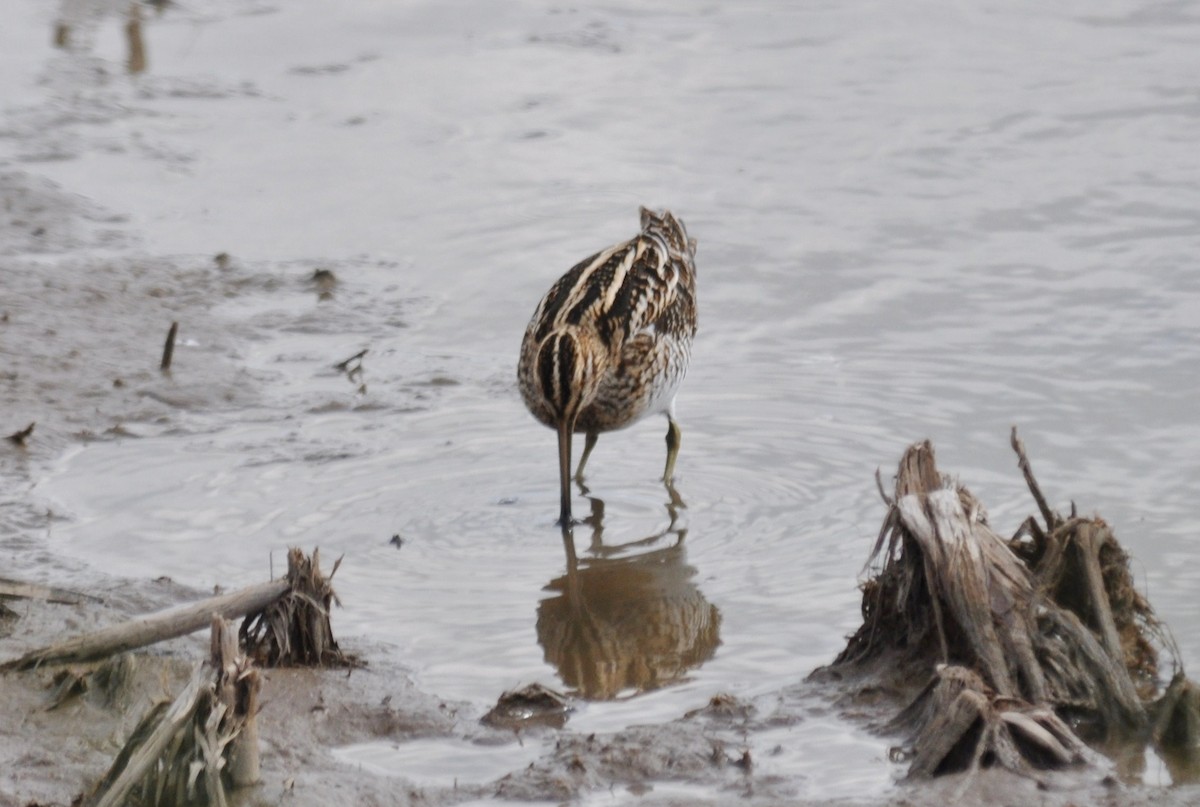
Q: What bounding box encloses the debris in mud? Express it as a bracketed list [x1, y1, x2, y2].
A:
[125, 3, 146, 75]
[492, 715, 756, 802]
[1153, 673, 1200, 782]
[0, 550, 356, 802]
[213, 252, 230, 269]
[334, 348, 368, 393]
[310, 268, 337, 300]
[159, 321, 178, 372]
[7, 422, 35, 446]
[820, 430, 1200, 782]
[684, 693, 756, 724]
[239, 547, 360, 668]
[46, 652, 137, 712]
[1, 548, 351, 671]
[0, 602, 16, 634]
[53, 21, 70, 48]
[334, 348, 367, 374]
[482, 683, 572, 731]
[83, 617, 261, 807]
[2, 576, 288, 671]
[887, 665, 1094, 778]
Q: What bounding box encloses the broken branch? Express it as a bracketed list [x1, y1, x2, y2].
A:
[1, 579, 288, 671]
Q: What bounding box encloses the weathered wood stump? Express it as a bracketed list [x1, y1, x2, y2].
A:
[821, 431, 1199, 781]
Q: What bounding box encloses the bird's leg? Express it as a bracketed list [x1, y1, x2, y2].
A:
[664, 477, 685, 512]
[663, 418, 682, 482]
[574, 431, 598, 481]
[557, 420, 574, 525]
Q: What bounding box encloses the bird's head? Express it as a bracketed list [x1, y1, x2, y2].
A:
[639, 206, 695, 260]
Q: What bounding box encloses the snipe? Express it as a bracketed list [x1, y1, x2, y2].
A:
[518, 207, 698, 524]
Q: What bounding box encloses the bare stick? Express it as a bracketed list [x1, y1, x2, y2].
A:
[160, 321, 178, 372]
[874, 466, 894, 507]
[125, 3, 146, 75]
[6, 422, 34, 446]
[2, 579, 289, 671]
[1010, 426, 1059, 532]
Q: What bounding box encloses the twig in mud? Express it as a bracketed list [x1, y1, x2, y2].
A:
[160, 321, 178, 372]
[7, 422, 34, 446]
[335, 348, 368, 389]
[125, 3, 146, 75]
[334, 349, 367, 373]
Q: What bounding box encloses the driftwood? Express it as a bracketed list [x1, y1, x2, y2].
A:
[4, 547, 352, 672]
[824, 431, 1199, 781]
[1, 579, 288, 671]
[85, 617, 261, 807]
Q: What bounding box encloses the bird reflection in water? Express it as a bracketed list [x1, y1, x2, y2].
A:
[535, 483, 721, 700]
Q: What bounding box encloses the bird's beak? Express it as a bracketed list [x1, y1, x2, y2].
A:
[557, 419, 573, 525]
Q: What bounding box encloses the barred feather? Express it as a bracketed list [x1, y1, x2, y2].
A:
[518, 207, 697, 522]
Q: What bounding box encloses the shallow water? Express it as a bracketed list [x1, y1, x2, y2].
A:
[6, 0, 1200, 799]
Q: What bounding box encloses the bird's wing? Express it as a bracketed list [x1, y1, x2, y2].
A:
[529, 241, 630, 344]
[530, 234, 689, 352]
[595, 235, 686, 345]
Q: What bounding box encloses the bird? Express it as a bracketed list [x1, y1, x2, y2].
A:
[518, 206, 698, 525]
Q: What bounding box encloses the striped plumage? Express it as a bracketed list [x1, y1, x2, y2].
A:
[518, 207, 698, 524]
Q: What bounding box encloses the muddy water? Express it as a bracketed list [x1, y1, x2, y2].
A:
[6, 0, 1200, 800]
